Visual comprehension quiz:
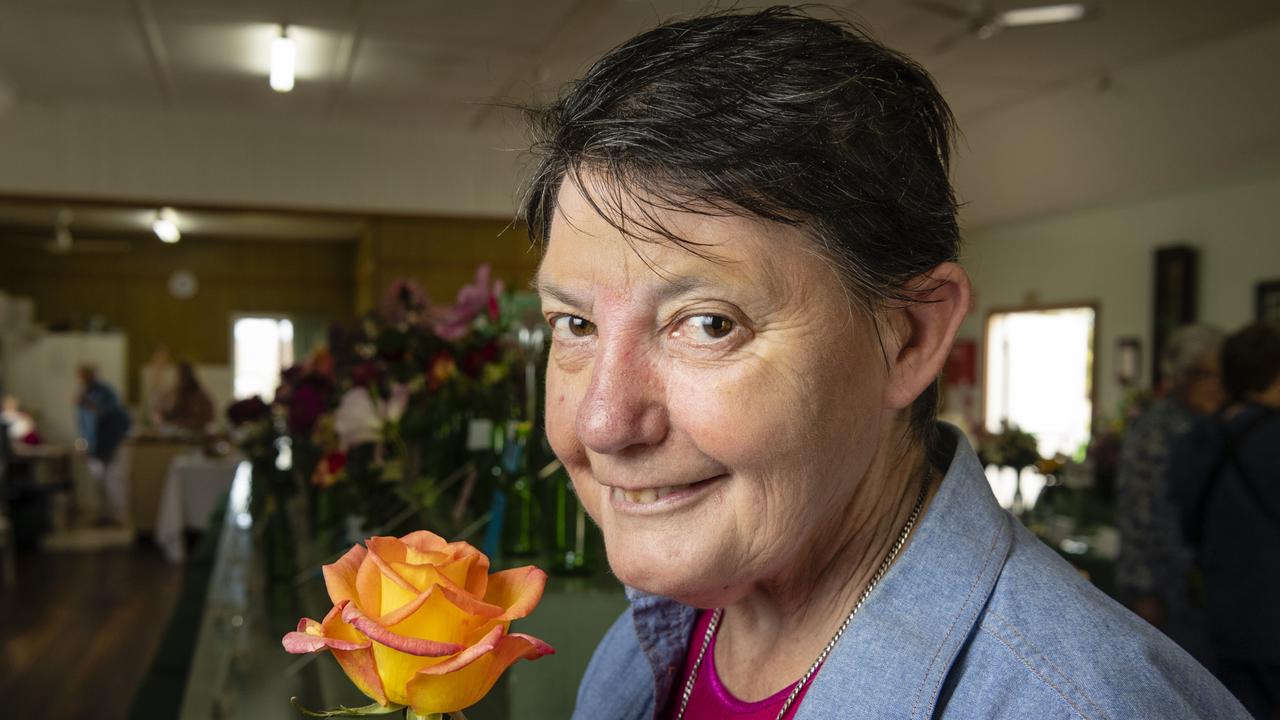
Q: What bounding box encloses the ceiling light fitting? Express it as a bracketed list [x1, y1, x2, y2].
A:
[998, 3, 1086, 28]
[271, 25, 296, 93]
[153, 207, 181, 243]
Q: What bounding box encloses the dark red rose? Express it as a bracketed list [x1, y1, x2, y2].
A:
[287, 376, 332, 435]
[461, 342, 500, 378]
[351, 361, 381, 388]
[227, 396, 271, 426]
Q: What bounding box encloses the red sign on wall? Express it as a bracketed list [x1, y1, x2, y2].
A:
[946, 339, 977, 386]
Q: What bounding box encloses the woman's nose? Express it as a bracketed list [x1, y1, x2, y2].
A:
[575, 342, 668, 455]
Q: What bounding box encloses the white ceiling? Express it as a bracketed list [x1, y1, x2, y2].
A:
[1, 0, 1279, 230]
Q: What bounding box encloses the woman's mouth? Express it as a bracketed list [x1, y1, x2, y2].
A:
[608, 475, 726, 512]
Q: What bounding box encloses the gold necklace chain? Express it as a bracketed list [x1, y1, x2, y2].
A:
[673, 476, 930, 720]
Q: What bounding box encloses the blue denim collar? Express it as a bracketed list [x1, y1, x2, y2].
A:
[624, 425, 1014, 719]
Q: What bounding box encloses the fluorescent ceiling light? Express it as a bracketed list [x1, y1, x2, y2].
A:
[154, 207, 181, 243]
[999, 3, 1087, 27]
[270, 26, 296, 92]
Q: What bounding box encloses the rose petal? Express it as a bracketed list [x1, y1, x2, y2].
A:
[282, 630, 327, 653]
[483, 566, 548, 622]
[389, 555, 475, 598]
[364, 547, 419, 617]
[342, 601, 465, 657]
[398, 530, 450, 555]
[378, 583, 503, 648]
[462, 549, 490, 597]
[404, 627, 555, 715]
[356, 596, 469, 708]
[433, 583, 505, 624]
[322, 601, 390, 706]
[322, 544, 367, 607]
[413, 625, 503, 676]
[281, 630, 368, 653]
[355, 552, 383, 616]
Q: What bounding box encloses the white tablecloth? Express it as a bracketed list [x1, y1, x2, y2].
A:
[155, 452, 243, 562]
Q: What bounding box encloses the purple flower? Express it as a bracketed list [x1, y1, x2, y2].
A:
[433, 265, 504, 341]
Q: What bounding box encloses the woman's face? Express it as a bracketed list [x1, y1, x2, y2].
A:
[1181, 353, 1225, 415]
[538, 181, 895, 606]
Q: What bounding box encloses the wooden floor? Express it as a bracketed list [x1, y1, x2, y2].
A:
[0, 543, 183, 720]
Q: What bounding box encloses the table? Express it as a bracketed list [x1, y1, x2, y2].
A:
[155, 452, 242, 562]
[128, 437, 202, 533]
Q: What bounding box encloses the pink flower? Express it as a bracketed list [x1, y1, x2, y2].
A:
[433, 265, 504, 341]
[381, 278, 431, 327]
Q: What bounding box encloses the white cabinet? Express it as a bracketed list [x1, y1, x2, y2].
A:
[2, 332, 128, 446]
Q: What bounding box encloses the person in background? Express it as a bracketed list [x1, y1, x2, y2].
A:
[1, 395, 39, 445]
[1116, 324, 1224, 658]
[1173, 323, 1280, 719]
[140, 344, 177, 427]
[76, 364, 132, 525]
[162, 362, 214, 436]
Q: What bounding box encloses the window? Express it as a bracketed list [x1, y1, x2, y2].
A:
[983, 305, 1096, 510]
[233, 316, 294, 401]
[984, 305, 1096, 459]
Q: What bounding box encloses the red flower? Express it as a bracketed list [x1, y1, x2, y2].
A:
[461, 342, 500, 379]
[312, 450, 348, 488]
[351, 361, 381, 388]
[427, 352, 458, 391]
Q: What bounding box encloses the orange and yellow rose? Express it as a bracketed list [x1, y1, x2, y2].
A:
[282, 531, 553, 716]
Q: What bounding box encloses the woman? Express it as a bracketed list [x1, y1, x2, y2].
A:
[76, 364, 131, 524]
[1173, 323, 1280, 718]
[1115, 325, 1223, 659]
[525, 8, 1247, 719]
[163, 362, 214, 436]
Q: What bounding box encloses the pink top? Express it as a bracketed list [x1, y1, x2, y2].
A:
[670, 610, 819, 720]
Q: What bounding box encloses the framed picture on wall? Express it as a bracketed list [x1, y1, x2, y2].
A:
[1152, 246, 1198, 388]
[1116, 336, 1142, 387]
[1257, 280, 1280, 327]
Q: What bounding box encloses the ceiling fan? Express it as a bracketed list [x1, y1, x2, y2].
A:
[6, 208, 133, 255]
[911, 1, 1092, 53]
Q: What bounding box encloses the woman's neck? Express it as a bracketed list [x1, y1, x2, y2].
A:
[711, 435, 936, 702]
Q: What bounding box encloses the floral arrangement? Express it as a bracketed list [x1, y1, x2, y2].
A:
[976, 421, 1042, 471]
[283, 531, 554, 719]
[226, 264, 554, 580]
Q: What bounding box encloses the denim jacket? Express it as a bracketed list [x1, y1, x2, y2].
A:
[573, 426, 1249, 719]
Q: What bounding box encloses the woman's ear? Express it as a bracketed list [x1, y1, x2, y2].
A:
[882, 262, 972, 410]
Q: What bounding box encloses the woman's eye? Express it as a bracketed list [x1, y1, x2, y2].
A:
[550, 315, 596, 338]
[680, 315, 736, 341]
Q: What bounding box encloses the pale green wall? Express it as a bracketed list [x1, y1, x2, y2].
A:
[960, 166, 1280, 423]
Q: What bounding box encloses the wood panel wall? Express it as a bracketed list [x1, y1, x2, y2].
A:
[0, 236, 354, 400]
[0, 214, 541, 402]
[356, 217, 538, 314]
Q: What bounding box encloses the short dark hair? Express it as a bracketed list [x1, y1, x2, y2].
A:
[1221, 323, 1280, 401]
[523, 6, 960, 447]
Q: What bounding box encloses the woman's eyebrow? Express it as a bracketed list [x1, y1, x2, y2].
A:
[533, 274, 715, 311]
[531, 277, 590, 310]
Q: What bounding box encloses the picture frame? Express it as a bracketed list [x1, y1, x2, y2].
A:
[1257, 279, 1280, 326]
[1152, 246, 1198, 388]
[1116, 336, 1142, 387]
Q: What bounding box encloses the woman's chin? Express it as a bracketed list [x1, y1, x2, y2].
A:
[604, 547, 737, 607]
